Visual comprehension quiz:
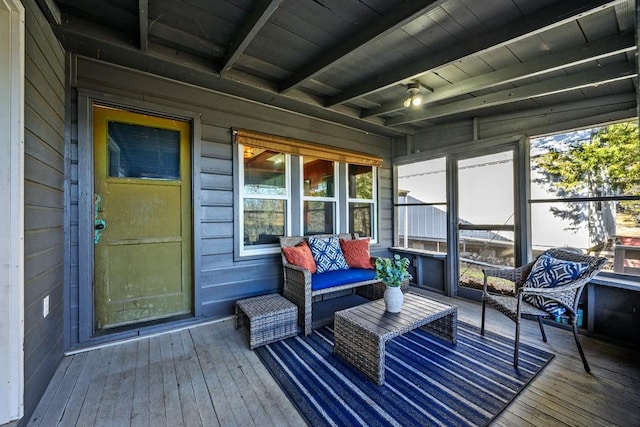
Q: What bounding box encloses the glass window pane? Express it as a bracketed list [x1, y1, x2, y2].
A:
[531, 125, 640, 198]
[531, 202, 601, 250]
[303, 158, 335, 197]
[244, 147, 286, 195]
[243, 199, 285, 245]
[304, 201, 335, 235]
[398, 205, 448, 253]
[397, 157, 447, 251]
[108, 121, 180, 179]
[348, 165, 373, 199]
[349, 202, 372, 237]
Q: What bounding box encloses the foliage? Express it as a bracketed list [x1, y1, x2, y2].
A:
[375, 254, 412, 287]
[532, 122, 640, 227]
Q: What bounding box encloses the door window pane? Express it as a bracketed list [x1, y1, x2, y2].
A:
[243, 199, 285, 246]
[304, 201, 335, 235]
[108, 121, 180, 179]
[458, 151, 515, 293]
[458, 152, 514, 225]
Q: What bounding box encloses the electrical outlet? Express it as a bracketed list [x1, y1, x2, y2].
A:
[43, 295, 49, 318]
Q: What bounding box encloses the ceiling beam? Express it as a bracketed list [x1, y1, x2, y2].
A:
[219, 0, 284, 75]
[385, 61, 637, 126]
[34, 0, 61, 25]
[279, 0, 446, 94]
[326, 0, 625, 107]
[139, 0, 148, 52]
[362, 32, 636, 118]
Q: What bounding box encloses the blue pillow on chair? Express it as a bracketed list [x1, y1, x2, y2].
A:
[307, 236, 349, 274]
[523, 253, 588, 317]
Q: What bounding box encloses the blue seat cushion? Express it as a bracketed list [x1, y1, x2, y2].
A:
[311, 268, 377, 291]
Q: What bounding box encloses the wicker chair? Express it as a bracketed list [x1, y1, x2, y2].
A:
[480, 248, 608, 372]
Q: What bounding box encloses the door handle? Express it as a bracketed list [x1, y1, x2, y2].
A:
[94, 194, 106, 244]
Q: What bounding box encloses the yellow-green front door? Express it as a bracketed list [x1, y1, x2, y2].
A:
[93, 105, 192, 330]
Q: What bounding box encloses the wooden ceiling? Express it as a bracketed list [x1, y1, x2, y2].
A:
[39, 0, 637, 137]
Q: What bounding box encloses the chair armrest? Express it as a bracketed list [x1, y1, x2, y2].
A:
[482, 268, 515, 294]
[482, 263, 534, 294]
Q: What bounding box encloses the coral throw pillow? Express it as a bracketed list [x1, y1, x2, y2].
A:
[282, 241, 317, 274]
[339, 238, 373, 269]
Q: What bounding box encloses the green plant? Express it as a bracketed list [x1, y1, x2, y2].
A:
[375, 254, 412, 287]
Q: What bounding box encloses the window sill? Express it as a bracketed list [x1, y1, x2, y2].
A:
[591, 272, 640, 291]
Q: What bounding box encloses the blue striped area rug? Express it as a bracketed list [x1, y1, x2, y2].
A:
[255, 321, 553, 427]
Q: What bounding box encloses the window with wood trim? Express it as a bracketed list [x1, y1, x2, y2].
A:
[236, 130, 381, 255]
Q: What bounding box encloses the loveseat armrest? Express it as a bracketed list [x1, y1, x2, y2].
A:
[282, 261, 313, 334]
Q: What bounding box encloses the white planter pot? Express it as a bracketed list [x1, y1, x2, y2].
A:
[384, 286, 404, 313]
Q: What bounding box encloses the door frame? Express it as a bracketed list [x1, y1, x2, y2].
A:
[76, 92, 202, 344]
[0, 0, 24, 422]
[439, 134, 530, 297]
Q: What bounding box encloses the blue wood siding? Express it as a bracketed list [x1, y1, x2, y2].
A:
[22, 0, 66, 420]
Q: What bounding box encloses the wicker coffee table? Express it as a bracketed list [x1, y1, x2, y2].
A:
[333, 292, 457, 385]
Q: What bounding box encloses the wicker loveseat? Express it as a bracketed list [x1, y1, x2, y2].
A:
[279, 233, 387, 335]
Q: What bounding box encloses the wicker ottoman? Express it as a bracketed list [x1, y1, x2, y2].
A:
[235, 294, 298, 349]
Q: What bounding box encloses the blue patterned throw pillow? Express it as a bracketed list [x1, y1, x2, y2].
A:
[523, 253, 588, 317]
[307, 236, 349, 274]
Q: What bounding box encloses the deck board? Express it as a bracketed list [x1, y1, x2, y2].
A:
[74, 346, 114, 426]
[147, 336, 166, 426]
[130, 339, 150, 427]
[190, 322, 239, 426]
[111, 341, 137, 426]
[27, 289, 640, 426]
[179, 329, 220, 426]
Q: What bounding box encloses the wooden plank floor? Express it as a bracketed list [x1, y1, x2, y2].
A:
[27, 290, 640, 426]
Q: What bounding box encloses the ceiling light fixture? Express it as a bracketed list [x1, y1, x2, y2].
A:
[403, 82, 423, 108]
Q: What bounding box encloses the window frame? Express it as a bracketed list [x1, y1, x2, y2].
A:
[300, 156, 339, 235]
[395, 156, 448, 251]
[238, 144, 291, 257]
[529, 124, 640, 282]
[347, 164, 378, 243]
